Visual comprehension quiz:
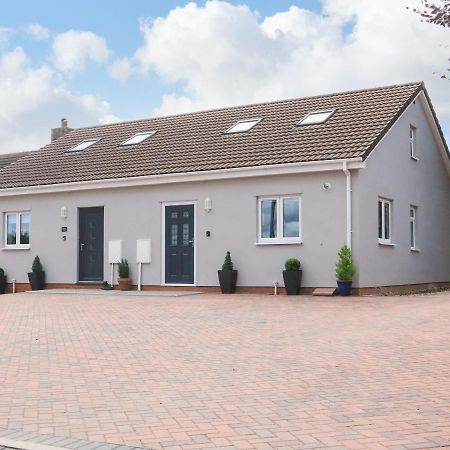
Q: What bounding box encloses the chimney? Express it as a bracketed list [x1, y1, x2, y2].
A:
[51, 117, 73, 142]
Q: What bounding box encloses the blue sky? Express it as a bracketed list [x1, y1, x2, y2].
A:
[0, 0, 448, 152]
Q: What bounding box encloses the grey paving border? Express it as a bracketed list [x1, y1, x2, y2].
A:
[25, 289, 201, 297]
[0, 429, 151, 450]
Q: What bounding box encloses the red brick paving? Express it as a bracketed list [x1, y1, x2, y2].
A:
[1, 292, 450, 449]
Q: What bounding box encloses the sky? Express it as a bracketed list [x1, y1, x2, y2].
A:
[0, 0, 449, 153]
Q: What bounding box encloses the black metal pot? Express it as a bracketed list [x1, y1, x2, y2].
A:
[283, 269, 303, 295]
[218, 270, 238, 294]
[0, 274, 6, 294]
[28, 271, 45, 291]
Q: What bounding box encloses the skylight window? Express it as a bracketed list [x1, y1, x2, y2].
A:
[225, 118, 262, 134]
[67, 138, 100, 152]
[121, 131, 156, 146]
[298, 110, 335, 126]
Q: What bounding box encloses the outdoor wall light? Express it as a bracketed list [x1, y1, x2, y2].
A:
[204, 197, 212, 212]
[60, 206, 68, 219]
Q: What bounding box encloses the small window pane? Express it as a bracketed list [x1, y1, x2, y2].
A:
[384, 202, 390, 240]
[182, 224, 189, 246]
[121, 131, 155, 146]
[283, 198, 300, 238]
[378, 201, 383, 239]
[298, 110, 334, 126]
[410, 221, 415, 248]
[261, 200, 277, 238]
[68, 139, 99, 152]
[20, 214, 30, 245]
[6, 215, 17, 245]
[226, 119, 261, 134]
[171, 224, 178, 246]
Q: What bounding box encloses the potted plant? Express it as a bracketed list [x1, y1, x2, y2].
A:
[335, 245, 356, 296]
[283, 258, 302, 295]
[117, 259, 131, 291]
[28, 256, 45, 291]
[218, 251, 238, 294]
[0, 268, 6, 294]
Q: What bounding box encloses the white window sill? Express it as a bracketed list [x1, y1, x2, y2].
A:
[378, 241, 396, 247]
[2, 246, 30, 250]
[255, 240, 303, 246]
[410, 156, 419, 162]
[410, 247, 420, 252]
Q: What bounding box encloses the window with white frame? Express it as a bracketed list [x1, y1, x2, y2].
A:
[378, 198, 392, 244]
[5, 212, 30, 248]
[410, 125, 417, 159]
[410, 205, 417, 249]
[258, 196, 301, 243]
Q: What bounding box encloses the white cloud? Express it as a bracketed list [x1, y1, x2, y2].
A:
[0, 46, 118, 153]
[52, 29, 110, 73]
[108, 57, 134, 81]
[25, 23, 50, 40]
[0, 27, 13, 47]
[116, 0, 450, 138]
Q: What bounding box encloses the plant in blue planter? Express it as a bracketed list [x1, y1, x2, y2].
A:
[335, 245, 356, 296]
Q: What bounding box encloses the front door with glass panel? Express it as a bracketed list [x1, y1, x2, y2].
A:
[165, 204, 194, 284]
[78, 207, 104, 282]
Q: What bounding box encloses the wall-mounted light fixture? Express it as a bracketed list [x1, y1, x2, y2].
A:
[60, 206, 68, 219]
[204, 197, 212, 213]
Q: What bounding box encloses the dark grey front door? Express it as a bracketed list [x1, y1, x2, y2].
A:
[165, 204, 194, 284]
[78, 207, 104, 282]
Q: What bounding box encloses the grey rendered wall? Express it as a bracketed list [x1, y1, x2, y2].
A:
[0, 171, 350, 288]
[353, 98, 450, 287]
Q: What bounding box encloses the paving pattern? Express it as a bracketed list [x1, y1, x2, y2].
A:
[1, 291, 450, 449]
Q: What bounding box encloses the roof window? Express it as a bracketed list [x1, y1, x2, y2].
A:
[121, 131, 156, 146]
[298, 110, 335, 126]
[67, 138, 100, 152]
[225, 118, 262, 134]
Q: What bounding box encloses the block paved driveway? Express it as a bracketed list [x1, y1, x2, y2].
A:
[1, 292, 450, 450]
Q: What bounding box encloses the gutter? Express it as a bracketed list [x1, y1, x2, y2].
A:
[342, 160, 352, 249]
[0, 157, 365, 197]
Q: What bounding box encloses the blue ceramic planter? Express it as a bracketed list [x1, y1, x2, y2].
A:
[337, 280, 352, 296]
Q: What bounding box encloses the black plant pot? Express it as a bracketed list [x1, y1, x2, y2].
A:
[337, 280, 352, 296]
[0, 274, 6, 294]
[28, 271, 45, 291]
[218, 270, 238, 294]
[283, 269, 303, 295]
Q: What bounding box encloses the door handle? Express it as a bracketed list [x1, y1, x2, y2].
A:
[80, 243, 85, 251]
[188, 239, 194, 246]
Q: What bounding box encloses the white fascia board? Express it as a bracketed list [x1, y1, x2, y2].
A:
[0, 157, 364, 197]
[365, 90, 450, 177]
[417, 91, 450, 176]
[364, 91, 422, 164]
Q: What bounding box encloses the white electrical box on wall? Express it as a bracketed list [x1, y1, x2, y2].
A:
[108, 240, 122, 263]
[137, 239, 151, 264]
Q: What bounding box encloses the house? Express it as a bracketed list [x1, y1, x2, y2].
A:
[0, 81, 449, 294]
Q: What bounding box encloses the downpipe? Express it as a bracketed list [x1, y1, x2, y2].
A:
[343, 161, 352, 249]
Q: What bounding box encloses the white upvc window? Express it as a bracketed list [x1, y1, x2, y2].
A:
[410, 205, 418, 250]
[258, 196, 301, 243]
[5, 212, 31, 248]
[410, 125, 417, 160]
[378, 198, 392, 244]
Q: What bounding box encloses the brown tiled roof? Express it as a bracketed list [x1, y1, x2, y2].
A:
[0, 151, 31, 170]
[0, 82, 427, 189]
